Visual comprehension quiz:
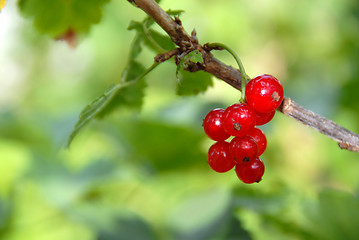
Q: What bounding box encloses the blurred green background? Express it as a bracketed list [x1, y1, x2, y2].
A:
[1, 0, 359, 239]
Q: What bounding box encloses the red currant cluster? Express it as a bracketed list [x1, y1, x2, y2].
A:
[203, 74, 284, 184]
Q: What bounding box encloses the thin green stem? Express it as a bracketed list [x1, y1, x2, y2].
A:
[206, 42, 250, 102]
[121, 61, 160, 85]
[136, 61, 160, 81]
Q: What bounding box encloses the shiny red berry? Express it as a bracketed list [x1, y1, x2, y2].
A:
[247, 128, 267, 156]
[245, 74, 284, 113]
[222, 103, 255, 137]
[235, 157, 265, 184]
[229, 136, 258, 164]
[207, 141, 235, 173]
[254, 110, 275, 126]
[203, 109, 230, 141]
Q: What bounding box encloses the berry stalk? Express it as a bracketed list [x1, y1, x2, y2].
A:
[205, 42, 250, 102]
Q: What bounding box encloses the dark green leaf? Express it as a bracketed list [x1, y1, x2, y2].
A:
[116, 119, 205, 171]
[176, 50, 204, 78]
[121, 60, 147, 84]
[175, 50, 212, 96]
[97, 61, 147, 118]
[66, 83, 127, 147]
[97, 78, 147, 119]
[128, 21, 175, 53]
[306, 190, 359, 240]
[129, 34, 144, 60]
[144, 30, 175, 52]
[223, 214, 252, 240]
[98, 214, 157, 240]
[66, 82, 139, 147]
[67, 61, 147, 147]
[176, 70, 213, 96]
[18, 0, 109, 36]
[127, 9, 183, 54]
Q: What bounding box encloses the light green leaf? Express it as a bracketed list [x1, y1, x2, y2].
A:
[166, 9, 185, 16]
[183, 50, 204, 64]
[176, 50, 204, 78]
[18, 0, 110, 36]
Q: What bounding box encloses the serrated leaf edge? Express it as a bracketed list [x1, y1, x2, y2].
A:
[66, 81, 134, 148]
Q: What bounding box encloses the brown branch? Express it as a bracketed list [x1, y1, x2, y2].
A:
[278, 98, 359, 152]
[129, 0, 359, 153]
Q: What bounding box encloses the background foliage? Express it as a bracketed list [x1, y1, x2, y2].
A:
[0, 0, 359, 239]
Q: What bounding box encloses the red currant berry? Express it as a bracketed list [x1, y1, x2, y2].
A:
[207, 141, 235, 173]
[235, 157, 265, 184]
[222, 103, 255, 137]
[247, 128, 267, 156]
[203, 109, 230, 141]
[229, 136, 258, 164]
[245, 74, 284, 113]
[255, 110, 275, 126]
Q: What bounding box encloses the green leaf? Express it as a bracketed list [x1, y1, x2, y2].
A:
[70, 0, 110, 31]
[128, 20, 175, 53]
[145, 30, 175, 52]
[116, 119, 205, 171]
[18, 0, 110, 36]
[176, 70, 213, 96]
[175, 50, 212, 96]
[66, 83, 128, 148]
[103, 61, 147, 116]
[66, 81, 144, 147]
[97, 78, 147, 119]
[129, 34, 144, 60]
[306, 190, 359, 240]
[166, 9, 185, 16]
[18, 0, 67, 36]
[127, 9, 183, 54]
[223, 214, 253, 240]
[127, 20, 145, 31]
[121, 60, 147, 84]
[98, 214, 157, 240]
[182, 50, 204, 65]
[67, 61, 148, 147]
[176, 50, 204, 77]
